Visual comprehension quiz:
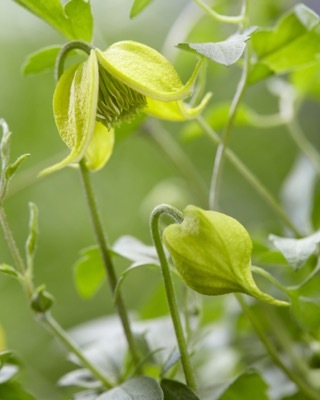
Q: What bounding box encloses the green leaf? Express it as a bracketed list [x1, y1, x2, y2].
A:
[12, 0, 93, 41]
[25, 203, 38, 271]
[5, 154, 30, 183]
[291, 61, 320, 100]
[96, 376, 164, 399]
[288, 292, 320, 334]
[130, 0, 154, 18]
[59, 368, 100, 389]
[269, 230, 320, 270]
[0, 264, 20, 279]
[219, 371, 269, 400]
[73, 246, 105, 299]
[178, 30, 254, 67]
[250, 4, 320, 83]
[22, 46, 62, 76]
[160, 379, 200, 400]
[163, 205, 287, 306]
[64, 0, 93, 42]
[0, 382, 35, 400]
[112, 235, 159, 264]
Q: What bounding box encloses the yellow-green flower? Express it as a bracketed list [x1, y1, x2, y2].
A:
[41, 41, 211, 175]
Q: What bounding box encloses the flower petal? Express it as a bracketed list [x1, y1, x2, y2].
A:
[95, 41, 202, 101]
[145, 92, 212, 121]
[40, 50, 99, 175]
[85, 122, 114, 171]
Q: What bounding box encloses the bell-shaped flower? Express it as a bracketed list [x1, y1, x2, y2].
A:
[41, 41, 211, 175]
[163, 205, 288, 306]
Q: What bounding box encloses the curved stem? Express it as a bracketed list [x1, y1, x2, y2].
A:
[236, 294, 318, 399]
[55, 40, 94, 81]
[210, 46, 250, 210]
[79, 160, 142, 373]
[197, 116, 301, 236]
[193, 0, 246, 24]
[150, 204, 197, 391]
[251, 266, 289, 295]
[41, 312, 113, 388]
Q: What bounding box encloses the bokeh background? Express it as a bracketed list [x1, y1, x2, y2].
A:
[1, 0, 320, 398]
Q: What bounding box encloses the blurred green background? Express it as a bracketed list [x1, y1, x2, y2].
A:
[1, 0, 320, 398]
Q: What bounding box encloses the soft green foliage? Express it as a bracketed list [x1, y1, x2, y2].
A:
[96, 377, 163, 399]
[160, 379, 200, 399]
[73, 246, 105, 299]
[12, 0, 93, 41]
[130, 0, 154, 18]
[163, 205, 287, 305]
[22, 46, 62, 76]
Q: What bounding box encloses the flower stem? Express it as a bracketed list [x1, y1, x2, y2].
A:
[79, 160, 142, 373]
[197, 116, 301, 236]
[193, 0, 246, 24]
[41, 312, 113, 388]
[236, 294, 318, 400]
[210, 46, 250, 210]
[150, 204, 197, 391]
[251, 266, 289, 295]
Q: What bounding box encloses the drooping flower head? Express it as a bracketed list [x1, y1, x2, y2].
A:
[41, 41, 211, 175]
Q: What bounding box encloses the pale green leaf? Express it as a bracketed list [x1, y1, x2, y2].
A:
[269, 230, 320, 270]
[0, 382, 35, 400]
[291, 60, 320, 100]
[12, 0, 93, 41]
[22, 46, 61, 76]
[219, 371, 269, 400]
[96, 376, 163, 399]
[130, 0, 154, 18]
[112, 235, 159, 264]
[73, 246, 105, 299]
[250, 4, 320, 84]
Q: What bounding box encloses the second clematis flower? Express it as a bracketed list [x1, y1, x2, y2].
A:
[41, 41, 211, 175]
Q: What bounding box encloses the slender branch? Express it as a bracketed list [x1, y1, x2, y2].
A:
[193, 0, 246, 24]
[236, 294, 319, 400]
[41, 312, 113, 388]
[251, 266, 288, 294]
[79, 160, 142, 373]
[210, 46, 250, 210]
[197, 116, 301, 236]
[150, 204, 197, 391]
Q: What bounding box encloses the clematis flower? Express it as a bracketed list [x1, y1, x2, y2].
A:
[41, 41, 211, 175]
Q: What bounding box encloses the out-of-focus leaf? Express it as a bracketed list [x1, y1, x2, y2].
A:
[291, 61, 320, 100]
[12, 0, 93, 41]
[59, 368, 100, 389]
[288, 292, 320, 334]
[252, 240, 287, 266]
[112, 236, 159, 264]
[5, 154, 30, 183]
[281, 156, 316, 235]
[30, 285, 54, 313]
[250, 4, 320, 84]
[269, 231, 320, 270]
[178, 30, 254, 67]
[0, 364, 19, 384]
[0, 264, 20, 279]
[130, 0, 154, 18]
[218, 370, 269, 400]
[161, 349, 180, 376]
[160, 379, 199, 399]
[96, 376, 163, 399]
[22, 46, 61, 76]
[73, 246, 105, 299]
[0, 382, 35, 400]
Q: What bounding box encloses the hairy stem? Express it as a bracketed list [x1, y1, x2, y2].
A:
[150, 204, 197, 391]
[79, 160, 142, 372]
[197, 116, 301, 236]
[236, 294, 319, 400]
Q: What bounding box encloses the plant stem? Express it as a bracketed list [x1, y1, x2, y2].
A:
[197, 116, 301, 236]
[193, 0, 246, 24]
[41, 312, 113, 388]
[79, 160, 142, 373]
[143, 121, 208, 207]
[0, 205, 25, 275]
[150, 204, 197, 391]
[251, 266, 288, 295]
[210, 46, 250, 210]
[287, 119, 320, 177]
[236, 294, 319, 400]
